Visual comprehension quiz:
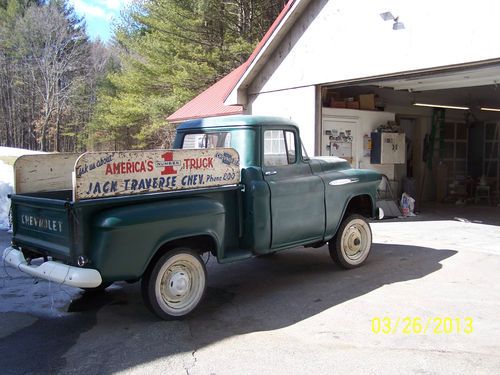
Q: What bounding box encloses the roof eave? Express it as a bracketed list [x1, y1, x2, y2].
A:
[224, 0, 312, 106]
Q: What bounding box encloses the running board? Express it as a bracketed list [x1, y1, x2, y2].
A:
[218, 249, 254, 264]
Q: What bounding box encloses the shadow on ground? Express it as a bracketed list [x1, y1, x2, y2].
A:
[0, 243, 456, 374]
[382, 203, 500, 226]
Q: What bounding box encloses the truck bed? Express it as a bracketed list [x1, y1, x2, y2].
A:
[10, 148, 242, 265]
[10, 185, 243, 264]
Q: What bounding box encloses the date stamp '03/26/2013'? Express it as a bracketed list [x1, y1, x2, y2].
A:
[371, 317, 474, 335]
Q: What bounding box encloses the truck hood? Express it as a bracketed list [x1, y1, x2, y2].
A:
[309, 156, 352, 172]
[309, 156, 382, 183]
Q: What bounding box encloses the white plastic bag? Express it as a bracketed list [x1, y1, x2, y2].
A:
[400, 192, 416, 217]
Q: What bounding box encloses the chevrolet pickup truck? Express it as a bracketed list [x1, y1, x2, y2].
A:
[3, 115, 382, 320]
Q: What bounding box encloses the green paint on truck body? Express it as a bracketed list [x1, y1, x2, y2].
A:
[9, 115, 381, 282]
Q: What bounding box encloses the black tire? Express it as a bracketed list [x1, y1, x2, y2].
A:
[81, 281, 113, 293]
[256, 251, 276, 258]
[141, 248, 207, 320]
[329, 214, 372, 269]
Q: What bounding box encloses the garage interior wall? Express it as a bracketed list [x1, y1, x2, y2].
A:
[321, 108, 396, 177]
[321, 85, 500, 203]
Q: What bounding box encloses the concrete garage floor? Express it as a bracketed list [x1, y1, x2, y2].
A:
[0, 204, 499, 375]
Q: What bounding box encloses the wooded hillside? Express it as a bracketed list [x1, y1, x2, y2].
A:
[0, 0, 285, 152]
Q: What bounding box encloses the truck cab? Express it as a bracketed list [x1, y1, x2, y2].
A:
[174, 115, 379, 254]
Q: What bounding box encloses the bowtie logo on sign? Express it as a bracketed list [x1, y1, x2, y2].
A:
[157, 152, 181, 175]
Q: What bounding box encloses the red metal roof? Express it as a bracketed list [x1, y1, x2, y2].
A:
[167, 0, 295, 123]
[166, 63, 248, 123]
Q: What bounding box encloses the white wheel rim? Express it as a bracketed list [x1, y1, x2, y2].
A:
[340, 219, 371, 265]
[155, 253, 205, 316]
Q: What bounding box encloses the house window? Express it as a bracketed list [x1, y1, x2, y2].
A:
[263, 130, 296, 166]
[442, 122, 467, 181]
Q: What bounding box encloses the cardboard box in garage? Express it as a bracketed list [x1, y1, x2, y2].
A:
[359, 94, 375, 110]
[346, 101, 360, 109]
[330, 99, 346, 108]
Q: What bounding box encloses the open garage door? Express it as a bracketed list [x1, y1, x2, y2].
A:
[319, 62, 500, 206]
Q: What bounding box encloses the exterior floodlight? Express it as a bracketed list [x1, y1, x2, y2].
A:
[380, 11, 405, 30]
[393, 18, 405, 30]
[380, 12, 394, 21]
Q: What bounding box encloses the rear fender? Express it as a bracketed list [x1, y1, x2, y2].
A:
[89, 197, 225, 280]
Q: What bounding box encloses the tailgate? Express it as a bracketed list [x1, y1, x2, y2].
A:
[11, 195, 73, 259]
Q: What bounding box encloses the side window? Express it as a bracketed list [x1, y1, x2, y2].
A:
[264, 130, 297, 166]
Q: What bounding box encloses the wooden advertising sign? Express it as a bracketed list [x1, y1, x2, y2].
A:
[14, 153, 81, 194]
[74, 148, 240, 200]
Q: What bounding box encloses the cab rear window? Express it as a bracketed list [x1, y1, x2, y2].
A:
[182, 132, 232, 149]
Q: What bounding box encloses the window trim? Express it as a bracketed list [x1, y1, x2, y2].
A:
[284, 130, 297, 164]
[262, 127, 299, 167]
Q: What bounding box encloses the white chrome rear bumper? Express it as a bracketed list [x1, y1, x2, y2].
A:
[2, 247, 102, 288]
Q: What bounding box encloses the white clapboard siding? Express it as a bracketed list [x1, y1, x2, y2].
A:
[14, 153, 81, 194]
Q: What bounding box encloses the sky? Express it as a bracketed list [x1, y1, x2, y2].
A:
[69, 0, 133, 42]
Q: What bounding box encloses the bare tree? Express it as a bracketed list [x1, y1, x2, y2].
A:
[15, 4, 89, 151]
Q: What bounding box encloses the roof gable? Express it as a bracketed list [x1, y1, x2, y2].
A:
[238, 0, 500, 96]
[224, 0, 310, 105]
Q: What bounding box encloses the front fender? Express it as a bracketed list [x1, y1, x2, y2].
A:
[322, 169, 380, 240]
[88, 197, 225, 280]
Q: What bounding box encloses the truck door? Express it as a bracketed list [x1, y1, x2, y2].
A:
[262, 128, 325, 248]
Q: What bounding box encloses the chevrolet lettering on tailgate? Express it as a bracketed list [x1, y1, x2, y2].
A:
[21, 215, 63, 233]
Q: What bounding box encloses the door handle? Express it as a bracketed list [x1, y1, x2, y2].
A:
[264, 170, 278, 176]
[329, 178, 359, 186]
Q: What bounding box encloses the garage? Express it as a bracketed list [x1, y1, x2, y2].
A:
[169, 0, 500, 209]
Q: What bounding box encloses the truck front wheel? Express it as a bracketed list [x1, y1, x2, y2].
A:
[142, 248, 207, 320]
[329, 214, 372, 269]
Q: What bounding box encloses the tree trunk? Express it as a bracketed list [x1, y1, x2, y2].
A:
[55, 102, 61, 152]
[40, 104, 51, 151]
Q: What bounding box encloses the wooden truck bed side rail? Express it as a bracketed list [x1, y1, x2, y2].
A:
[13, 153, 81, 194]
[73, 148, 240, 200]
[13, 148, 241, 201]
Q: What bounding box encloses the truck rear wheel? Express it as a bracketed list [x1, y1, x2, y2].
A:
[142, 248, 207, 320]
[329, 214, 372, 269]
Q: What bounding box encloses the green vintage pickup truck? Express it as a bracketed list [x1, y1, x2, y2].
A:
[3, 115, 382, 320]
